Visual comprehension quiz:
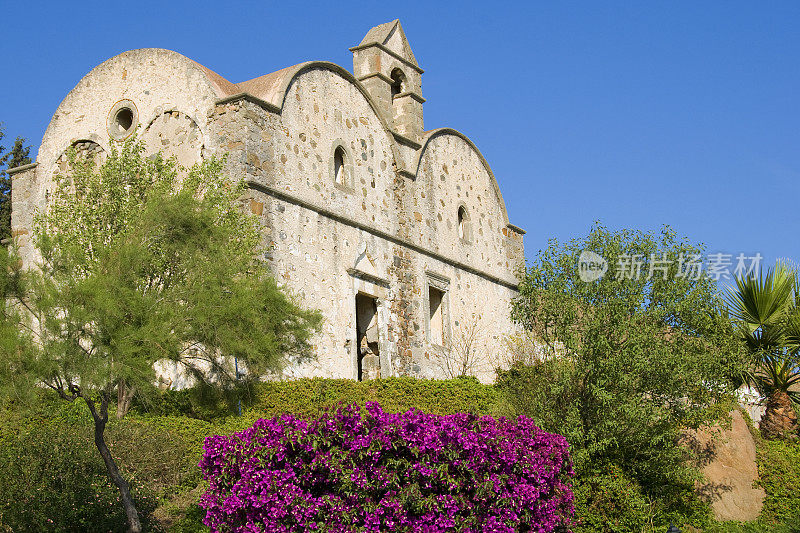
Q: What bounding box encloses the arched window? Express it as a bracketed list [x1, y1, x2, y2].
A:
[390, 68, 406, 99]
[334, 146, 346, 186]
[56, 140, 105, 174]
[458, 206, 471, 242]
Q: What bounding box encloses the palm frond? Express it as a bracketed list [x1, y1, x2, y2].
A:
[784, 311, 800, 353]
[728, 262, 800, 410]
[726, 264, 794, 325]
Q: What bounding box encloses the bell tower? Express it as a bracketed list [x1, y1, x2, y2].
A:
[351, 20, 425, 143]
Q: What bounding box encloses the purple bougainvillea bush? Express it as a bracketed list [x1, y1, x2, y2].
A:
[199, 402, 574, 532]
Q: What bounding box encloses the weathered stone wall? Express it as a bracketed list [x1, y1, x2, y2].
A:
[206, 67, 521, 381]
[243, 68, 399, 235]
[415, 132, 520, 284]
[8, 164, 37, 258]
[142, 110, 203, 169]
[13, 24, 525, 383]
[14, 48, 225, 266]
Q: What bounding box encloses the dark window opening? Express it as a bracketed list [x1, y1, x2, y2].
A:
[356, 293, 380, 381]
[428, 286, 444, 346]
[390, 68, 406, 98]
[334, 146, 346, 186]
[115, 108, 134, 131]
[458, 206, 471, 241]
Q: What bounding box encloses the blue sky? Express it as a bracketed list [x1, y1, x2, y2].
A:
[1, 1, 797, 277]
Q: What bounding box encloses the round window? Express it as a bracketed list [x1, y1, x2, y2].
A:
[107, 100, 139, 140]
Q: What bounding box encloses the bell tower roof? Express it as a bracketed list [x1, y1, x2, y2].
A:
[351, 20, 425, 143]
[352, 19, 421, 71]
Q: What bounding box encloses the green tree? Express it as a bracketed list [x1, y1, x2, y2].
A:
[0, 124, 33, 244]
[0, 140, 321, 532]
[502, 224, 744, 525]
[726, 262, 800, 439]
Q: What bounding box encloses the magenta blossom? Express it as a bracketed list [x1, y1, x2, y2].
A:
[200, 403, 574, 532]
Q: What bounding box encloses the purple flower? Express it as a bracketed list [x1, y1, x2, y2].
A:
[199, 403, 575, 532]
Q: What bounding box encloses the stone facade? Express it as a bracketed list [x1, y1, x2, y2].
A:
[10, 20, 525, 382]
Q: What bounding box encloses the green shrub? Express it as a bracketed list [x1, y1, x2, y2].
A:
[0, 378, 500, 531]
[18, 376, 799, 532]
[496, 361, 716, 529]
[572, 464, 651, 533]
[0, 415, 159, 532]
[249, 375, 500, 415]
[0, 397, 214, 532]
[141, 376, 501, 422]
[106, 416, 212, 500]
[496, 359, 585, 462]
[755, 437, 800, 527]
[705, 518, 800, 533]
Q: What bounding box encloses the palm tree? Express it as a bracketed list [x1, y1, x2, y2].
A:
[726, 262, 800, 439]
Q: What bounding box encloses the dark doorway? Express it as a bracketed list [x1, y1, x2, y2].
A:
[355, 293, 379, 381]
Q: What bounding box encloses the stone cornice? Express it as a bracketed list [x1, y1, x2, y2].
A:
[506, 223, 526, 235]
[215, 92, 280, 114]
[391, 131, 422, 150]
[6, 162, 38, 176]
[347, 268, 390, 288]
[425, 270, 451, 289]
[247, 180, 519, 291]
[348, 43, 425, 74]
[357, 72, 394, 84]
[393, 91, 426, 104]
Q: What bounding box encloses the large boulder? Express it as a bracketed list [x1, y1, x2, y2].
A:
[689, 410, 765, 521]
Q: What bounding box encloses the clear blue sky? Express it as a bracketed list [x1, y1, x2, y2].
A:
[1, 1, 797, 274]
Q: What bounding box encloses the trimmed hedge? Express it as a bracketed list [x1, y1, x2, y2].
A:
[200, 403, 574, 532]
[143, 376, 502, 422]
[0, 377, 504, 532]
[249, 376, 501, 416]
[571, 464, 650, 533]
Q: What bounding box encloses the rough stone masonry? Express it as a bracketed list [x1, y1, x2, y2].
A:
[10, 20, 525, 383]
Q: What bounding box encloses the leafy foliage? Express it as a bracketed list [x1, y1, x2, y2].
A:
[144, 376, 501, 422]
[1, 138, 321, 406]
[504, 224, 744, 527]
[571, 464, 651, 533]
[0, 409, 159, 532]
[38, 141, 258, 273]
[200, 403, 575, 533]
[755, 436, 800, 526]
[705, 522, 800, 533]
[0, 377, 509, 531]
[6, 376, 800, 531]
[0, 139, 321, 532]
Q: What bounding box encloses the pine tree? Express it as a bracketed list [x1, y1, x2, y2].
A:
[0, 140, 321, 532]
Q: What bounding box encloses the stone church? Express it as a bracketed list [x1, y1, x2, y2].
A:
[10, 20, 525, 383]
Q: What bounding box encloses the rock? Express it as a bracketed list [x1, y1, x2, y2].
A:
[689, 410, 765, 522]
[361, 353, 380, 381]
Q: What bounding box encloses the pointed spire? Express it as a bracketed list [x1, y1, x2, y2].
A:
[354, 19, 420, 69]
